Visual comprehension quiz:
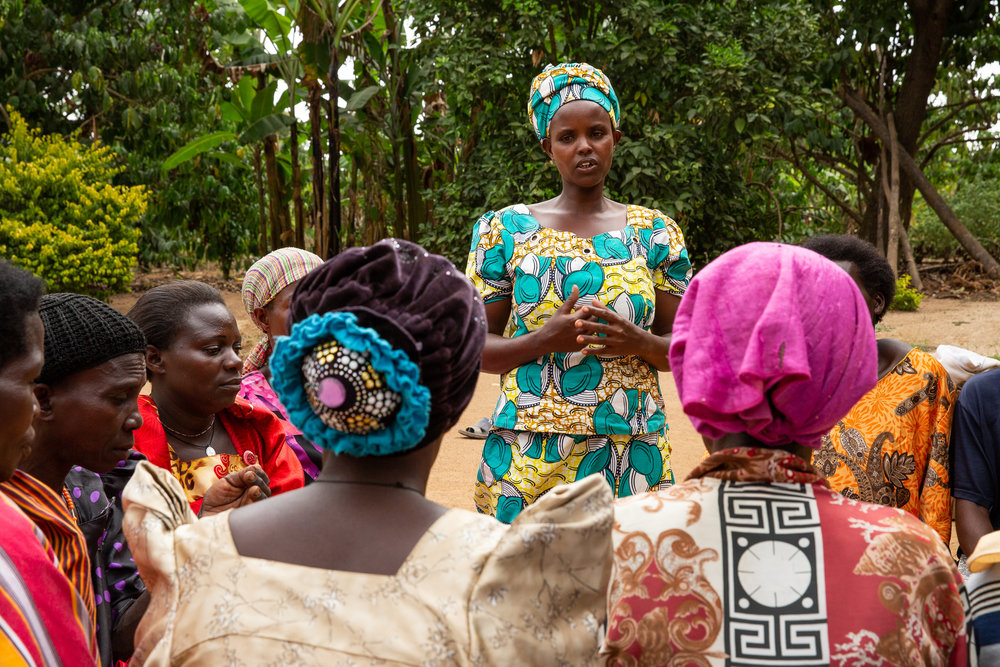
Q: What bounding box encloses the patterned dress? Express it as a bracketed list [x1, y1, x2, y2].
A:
[467, 204, 691, 522]
[65, 455, 147, 667]
[133, 395, 304, 514]
[603, 447, 971, 666]
[812, 348, 956, 543]
[123, 462, 613, 666]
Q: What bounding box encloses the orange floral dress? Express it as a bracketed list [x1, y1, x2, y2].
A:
[812, 348, 956, 543]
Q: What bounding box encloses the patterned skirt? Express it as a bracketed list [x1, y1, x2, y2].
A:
[475, 428, 673, 523]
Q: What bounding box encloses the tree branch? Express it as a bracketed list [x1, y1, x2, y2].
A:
[747, 181, 784, 237]
[776, 145, 864, 225]
[839, 84, 1000, 278]
[920, 126, 996, 168]
[788, 142, 865, 182]
[918, 96, 1000, 147]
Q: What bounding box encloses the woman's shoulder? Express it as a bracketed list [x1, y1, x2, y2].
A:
[478, 474, 613, 571]
[222, 396, 286, 435]
[474, 204, 536, 231]
[626, 204, 680, 231]
[137, 394, 158, 415]
[469, 475, 613, 663]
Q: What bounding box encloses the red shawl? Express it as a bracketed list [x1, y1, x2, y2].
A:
[133, 395, 304, 514]
[0, 494, 97, 665]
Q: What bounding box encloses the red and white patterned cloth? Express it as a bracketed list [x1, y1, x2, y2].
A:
[602, 447, 971, 666]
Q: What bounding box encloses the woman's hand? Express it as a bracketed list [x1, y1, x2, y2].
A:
[200, 465, 271, 517]
[481, 285, 595, 374]
[538, 285, 593, 353]
[574, 298, 671, 371]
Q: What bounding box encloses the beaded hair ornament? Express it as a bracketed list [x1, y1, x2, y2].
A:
[270, 311, 431, 457]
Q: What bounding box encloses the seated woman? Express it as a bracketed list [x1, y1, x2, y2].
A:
[0, 260, 96, 666]
[240, 247, 324, 481]
[803, 234, 956, 544]
[123, 240, 613, 665]
[603, 243, 968, 665]
[127, 281, 303, 513]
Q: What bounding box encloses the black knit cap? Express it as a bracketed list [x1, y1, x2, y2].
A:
[38, 293, 147, 385]
[288, 239, 487, 451]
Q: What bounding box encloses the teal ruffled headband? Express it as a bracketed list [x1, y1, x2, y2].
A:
[270, 312, 432, 457]
[528, 62, 620, 141]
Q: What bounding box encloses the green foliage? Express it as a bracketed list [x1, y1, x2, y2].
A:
[790, 0, 1000, 246]
[891, 274, 924, 312]
[0, 112, 145, 296]
[0, 0, 262, 275]
[412, 0, 825, 268]
[910, 149, 1000, 261]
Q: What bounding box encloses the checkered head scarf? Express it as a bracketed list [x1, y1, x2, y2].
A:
[528, 62, 620, 141]
[241, 247, 323, 373]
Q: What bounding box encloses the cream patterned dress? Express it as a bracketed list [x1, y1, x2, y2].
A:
[122, 462, 612, 666]
[467, 204, 691, 522]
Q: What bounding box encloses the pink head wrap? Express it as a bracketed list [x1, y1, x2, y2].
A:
[669, 242, 877, 449]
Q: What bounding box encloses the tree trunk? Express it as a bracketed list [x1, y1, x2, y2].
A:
[859, 173, 882, 245]
[290, 115, 305, 249]
[382, 0, 407, 239]
[402, 110, 424, 243]
[899, 224, 924, 291]
[327, 46, 342, 257]
[893, 0, 953, 233]
[308, 83, 326, 256]
[841, 85, 1000, 278]
[347, 161, 359, 248]
[881, 112, 901, 276]
[252, 145, 267, 255]
[262, 134, 290, 251]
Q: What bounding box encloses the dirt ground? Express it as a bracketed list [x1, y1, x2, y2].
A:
[110, 286, 999, 511]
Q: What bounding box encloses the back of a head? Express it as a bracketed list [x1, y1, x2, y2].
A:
[127, 280, 226, 351]
[801, 234, 896, 322]
[242, 247, 324, 315]
[38, 293, 147, 385]
[270, 239, 487, 457]
[669, 242, 878, 449]
[0, 261, 44, 371]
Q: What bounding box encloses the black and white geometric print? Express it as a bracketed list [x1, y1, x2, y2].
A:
[719, 481, 829, 665]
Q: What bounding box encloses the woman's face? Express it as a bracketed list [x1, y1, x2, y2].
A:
[265, 282, 297, 339]
[542, 101, 621, 188]
[153, 302, 244, 415]
[39, 353, 146, 474]
[0, 313, 43, 481]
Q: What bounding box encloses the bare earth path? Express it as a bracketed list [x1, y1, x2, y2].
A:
[110, 292, 998, 510]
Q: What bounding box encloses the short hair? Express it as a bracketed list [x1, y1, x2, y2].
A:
[127, 280, 227, 352]
[0, 261, 44, 370]
[800, 234, 896, 323]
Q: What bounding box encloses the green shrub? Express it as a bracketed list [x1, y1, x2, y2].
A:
[910, 178, 1000, 261]
[891, 274, 924, 312]
[0, 111, 145, 296]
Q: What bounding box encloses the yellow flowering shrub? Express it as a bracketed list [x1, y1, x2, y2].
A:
[0, 112, 145, 296]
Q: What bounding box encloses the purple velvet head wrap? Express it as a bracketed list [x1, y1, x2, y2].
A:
[285, 239, 487, 453]
[668, 242, 877, 449]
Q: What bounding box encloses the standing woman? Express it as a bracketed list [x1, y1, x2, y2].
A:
[127, 281, 303, 513]
[240, 247, 325, 481]
[467, 62, 692, 522]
